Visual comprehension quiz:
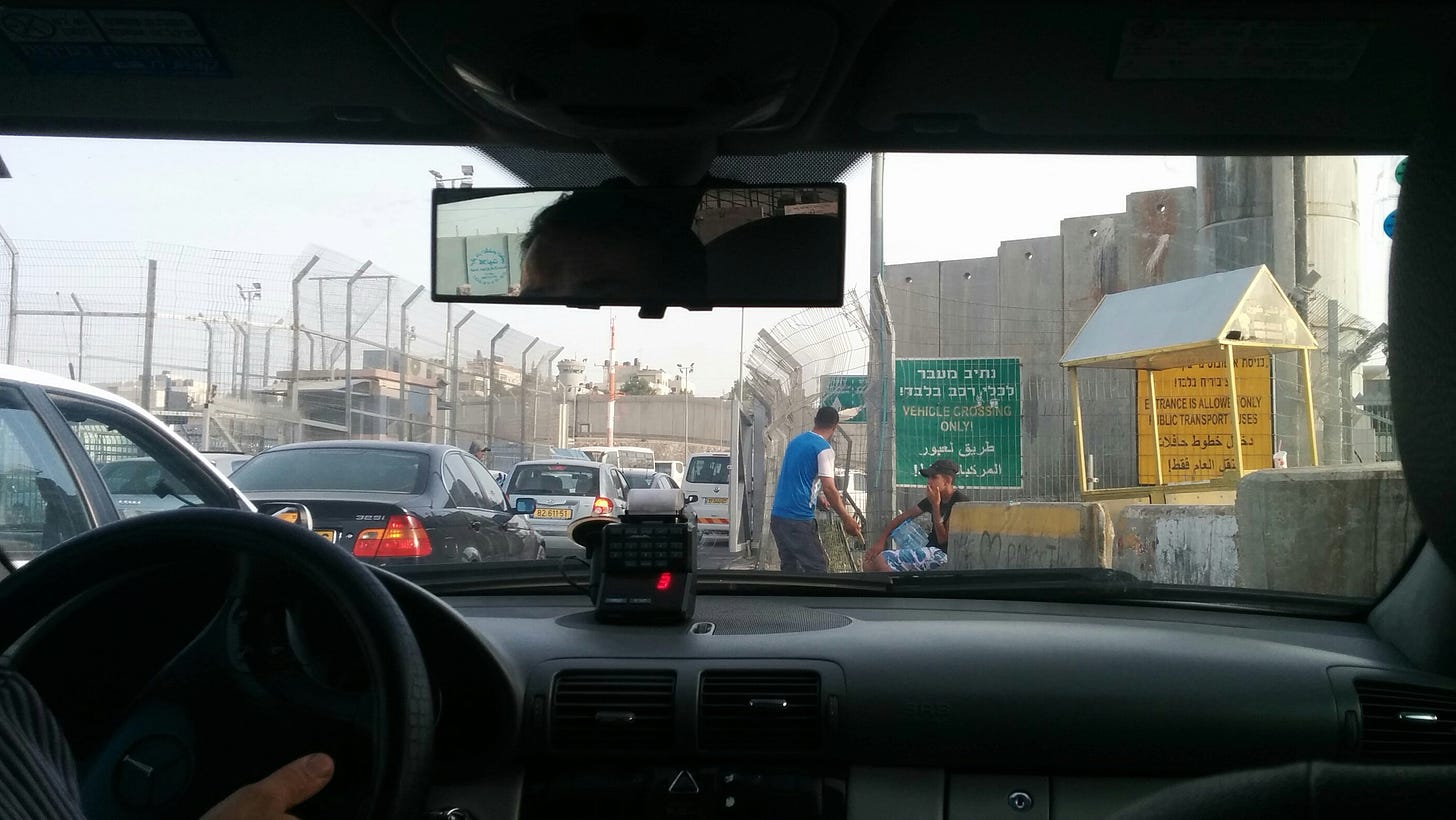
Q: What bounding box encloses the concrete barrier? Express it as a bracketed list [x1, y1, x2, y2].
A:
[946, 502, 1112, 570]
[1236, 463, 1420, 597]
[1113, 505, 1238, 586]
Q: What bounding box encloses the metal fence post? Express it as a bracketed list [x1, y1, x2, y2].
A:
[140, 261, 158, 412]
[520, 338, 540, 447]
[69, 294, 85, 381]
[487, 325, 510, 447]
[399, 286, 424, 441]
[342, 260, 372, 438]
[290, 255, 320, 439]
[543, 350, 560, 448]
[450, 310, 476, 447]
[2, 225, 17, 365]
[201, 318, 215, 449]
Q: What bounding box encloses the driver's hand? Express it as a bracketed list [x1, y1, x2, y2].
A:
[201, 753, 334, 820]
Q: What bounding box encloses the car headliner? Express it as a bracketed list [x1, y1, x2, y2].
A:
[0, 1, 1449, 186]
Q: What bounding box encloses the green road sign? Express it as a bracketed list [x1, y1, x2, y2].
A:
[895, 357, 1021, 488]
[821, 374, 867, 423]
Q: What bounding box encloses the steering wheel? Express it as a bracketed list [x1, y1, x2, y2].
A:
[0, 508, 434, 819]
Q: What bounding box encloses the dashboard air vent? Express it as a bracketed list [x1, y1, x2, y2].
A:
[1356, 679, 1456, 760]
[699, 669, 822, 751]
[552, 670, 676, 750]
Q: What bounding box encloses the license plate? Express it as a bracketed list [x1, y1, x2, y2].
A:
[314, 529, 336, 542]
[705, 497, 728, 505]
[533, 508, 572, 519]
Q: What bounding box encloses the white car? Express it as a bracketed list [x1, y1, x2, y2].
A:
[0, 365, 255, 568]
[505, 459, 632, 558]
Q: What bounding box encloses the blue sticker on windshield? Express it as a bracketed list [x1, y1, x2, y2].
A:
[1383, 210, 1396, 238]
[1, 8, 227, 77]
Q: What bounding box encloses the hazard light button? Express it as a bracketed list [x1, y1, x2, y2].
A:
[668, 770, 700, 794]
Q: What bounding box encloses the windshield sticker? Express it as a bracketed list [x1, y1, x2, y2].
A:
[896, 357, 1022, 488]
[1, 7, 227, 77]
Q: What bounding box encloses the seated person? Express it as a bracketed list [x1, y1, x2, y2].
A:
[862, 459, 968, 572]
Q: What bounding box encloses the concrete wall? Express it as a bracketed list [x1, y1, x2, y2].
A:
[1113, 505, 1239, 586]
[884, 185, 1203, 502]
[1236, 463, 1419, 597]
[946, 502, 1113, 571]
[1108, 464, 1419, 595]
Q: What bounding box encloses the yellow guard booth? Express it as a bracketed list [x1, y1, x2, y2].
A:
[1059, 265, 1319, 504]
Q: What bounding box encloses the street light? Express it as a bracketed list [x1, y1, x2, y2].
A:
[677, 363, 694, 459]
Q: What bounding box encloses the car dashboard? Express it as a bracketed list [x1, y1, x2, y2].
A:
[380, 575, 1447, 820]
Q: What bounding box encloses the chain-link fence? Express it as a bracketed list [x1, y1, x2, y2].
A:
[0, 233, 566, 457]
[743, 290, 871, 567]
[1278, 289, 1391, 467]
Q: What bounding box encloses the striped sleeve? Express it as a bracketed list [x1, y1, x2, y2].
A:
[0, 666, 85, 820]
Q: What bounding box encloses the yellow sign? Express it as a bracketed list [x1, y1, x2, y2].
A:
[1136, 356, 1272, 484]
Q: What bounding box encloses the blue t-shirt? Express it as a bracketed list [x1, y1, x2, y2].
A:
[771, 431, 831, 521]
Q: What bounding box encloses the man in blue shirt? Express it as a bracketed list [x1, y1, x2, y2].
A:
[769, 407, 862, 572]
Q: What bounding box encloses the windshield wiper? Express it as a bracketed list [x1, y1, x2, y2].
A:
[889, 567, 1147, 601]
[152, 479, 200, 507]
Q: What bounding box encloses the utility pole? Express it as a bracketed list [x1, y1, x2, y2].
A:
[677, 362, 694, 459]
[606, 317, 617, 447]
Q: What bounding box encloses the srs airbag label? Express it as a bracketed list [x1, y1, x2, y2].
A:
[1, 7, 227, 76]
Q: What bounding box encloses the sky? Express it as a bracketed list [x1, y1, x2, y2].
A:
[0, 138, 1400, 394]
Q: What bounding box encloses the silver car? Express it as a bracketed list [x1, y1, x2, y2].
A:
[505, 459, 632, 558]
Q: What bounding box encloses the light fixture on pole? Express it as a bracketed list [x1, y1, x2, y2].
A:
[677, 363, 694, 459]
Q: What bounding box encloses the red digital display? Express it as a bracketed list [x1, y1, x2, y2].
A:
[656, 572, 672, 591]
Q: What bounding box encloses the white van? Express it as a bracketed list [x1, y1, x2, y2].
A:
[682, 452, 731, 536]
[579, 445, 656, 470]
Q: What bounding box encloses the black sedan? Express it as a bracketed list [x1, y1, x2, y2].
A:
[229, 441, 544, 565]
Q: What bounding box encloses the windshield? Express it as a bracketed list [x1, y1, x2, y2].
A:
[509, 465, 600, 497]
[231, 448, 428, 494]
[0, 139, 1412, 605]
[686, 456, 730, 485]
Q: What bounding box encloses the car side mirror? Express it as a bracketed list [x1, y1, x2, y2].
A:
[261, 503, 314, 531]
[685, 494, 699, 504]
[514, 497, 537, 516]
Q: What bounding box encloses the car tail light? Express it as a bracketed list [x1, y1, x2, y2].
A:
[353, 514, 432, 559]
[592, 496, 613, 516]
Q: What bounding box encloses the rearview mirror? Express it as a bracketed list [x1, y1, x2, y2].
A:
[432, 184, 846, 316]
[514, 497, 537, 516]
[259, 503, 314, 531]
